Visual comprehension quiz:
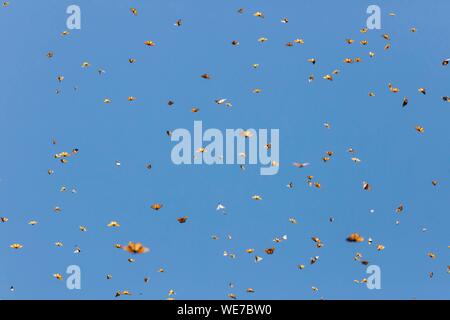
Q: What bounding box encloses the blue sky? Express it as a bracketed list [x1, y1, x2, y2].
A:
[0, 0, 449, 300]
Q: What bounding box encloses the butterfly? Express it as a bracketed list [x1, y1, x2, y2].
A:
[346, 233, 364, 242]
[123, 242, 149, 254]
[415, 125, 425, 133]
[151, 203, 163, 210]
[144, 40, 156, 47]
[107, 221, 120, 227]
[53, 273, 63, 280]
[177, 216, 188, 224]
[402, 97, 408, 107]
[293, 162, 310, 168]
[362, 181, 371, 191]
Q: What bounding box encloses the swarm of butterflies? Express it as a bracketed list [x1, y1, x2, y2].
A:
[2, 3, 449, 299]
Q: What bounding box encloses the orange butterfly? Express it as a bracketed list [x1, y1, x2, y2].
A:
[123, 242, 149, 254]
[151, 203, 163, 211]
[346, 233, 364, 243]
[177, 216, 188, 224]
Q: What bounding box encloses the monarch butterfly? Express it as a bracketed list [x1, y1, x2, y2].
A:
[388, 83, 399, 93]
[310, 256, 319, 264]
[53, 273, 63, 280]
[346, 233, 365, 243]
[228, 293, 237, 299]
[415, 125, 425, 133]
[115, 290, 132, 297]
[311, 237, 321, 244]
[362, 181, 371, 191]
[144, 40, 156, 47]
[240, 131, 253, 138]
[176, 216, 188, 224]
[123, 242, 149, 254]
[402, 97, 408, 107]
[107, 221, 120, 227]
[292, 162, 309, 168]
[265, 247, 275, 255]
[151, 203, 163, 210]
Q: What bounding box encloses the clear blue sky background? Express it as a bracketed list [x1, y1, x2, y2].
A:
[0, 0, 449, 300]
